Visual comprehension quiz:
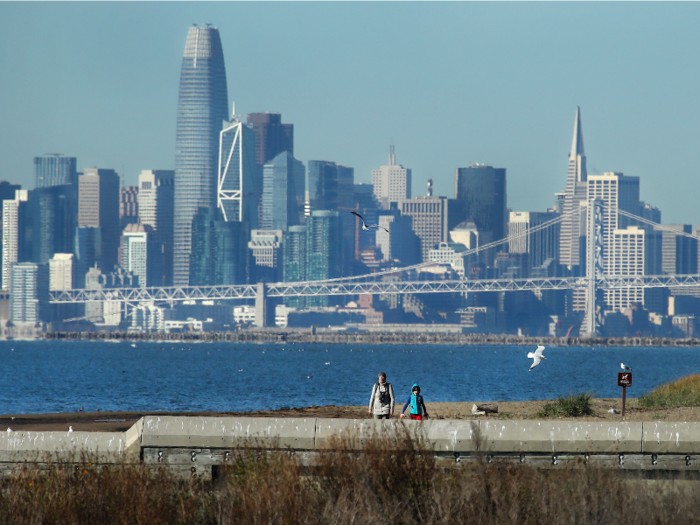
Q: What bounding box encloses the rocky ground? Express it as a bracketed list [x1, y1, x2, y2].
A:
[2, 398, 700, 432]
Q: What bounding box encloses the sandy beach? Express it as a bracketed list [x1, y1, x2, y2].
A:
[2, 398, 700, 432]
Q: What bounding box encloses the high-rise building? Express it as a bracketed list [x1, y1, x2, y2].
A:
[121, 223, 164, 288]
[2, 190, 28, 290]
[26, 184, 77, 264]
[559, 107, 588, 270]
[454, 164, 507, 243]
[34, 154, 77, 188]
[138, 170, 174, 285]
[608, 227, 646, 311]
[189, 208, 248, 286]
[120, 186, 139, 230]
[656, 224, 698, 276]
[218, 113, 258, 225]
[283, 225, 307, 307]
[249, 229, 283, 283]
[246, 113, 294, 166]
[396, 196, 462, 262]
[49, 253, 75, 291]
[306, 211, 342, 307]
[508, 211, 560, 270]
[78, 168, 120, 271]
[10, 262, 49, 323]
[372, 146, 411, 207]
[375, 212, 420, 265]
[586, 172, 643, 312]
[261, 152, 305, 231]
[174, 25, 229, 285]
[74, 227, 101, 274]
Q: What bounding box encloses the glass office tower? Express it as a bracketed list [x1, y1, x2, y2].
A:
[174, 25, 229, 285]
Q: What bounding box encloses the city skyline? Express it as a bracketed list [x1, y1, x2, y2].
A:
[2, 3, 700, 224]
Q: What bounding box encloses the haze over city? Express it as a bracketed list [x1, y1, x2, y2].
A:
[2, 2, 700, 224]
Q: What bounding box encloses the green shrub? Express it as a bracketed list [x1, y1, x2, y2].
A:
[536, 391, 596, 418]
[638, 374, 700, 409]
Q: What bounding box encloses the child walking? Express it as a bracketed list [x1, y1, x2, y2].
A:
[399, 383, 429, 420]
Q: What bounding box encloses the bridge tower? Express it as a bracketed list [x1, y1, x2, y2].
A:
[584, 199, 604, 336]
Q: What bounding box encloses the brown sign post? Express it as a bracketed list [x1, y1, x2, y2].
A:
[618, 373, 632, 417]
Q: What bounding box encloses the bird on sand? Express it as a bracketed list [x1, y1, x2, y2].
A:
[527, 345, 547, 371]
[621, 363, 632, 371]
[68, 426, 74, 432]
[351, 211, 389, 233]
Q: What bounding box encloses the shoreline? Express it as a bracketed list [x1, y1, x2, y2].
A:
[43, 330, 700, 347]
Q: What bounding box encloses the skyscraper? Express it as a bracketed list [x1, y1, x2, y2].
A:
[559, 107, 588, 270]
[454, 165, 507, 243]
[218, 113, 258, 225]
[120, 186, 139, 230]
[246, 113, 294, 166]
[138, 170, 174, 285]
[78, 168, 120, 271]
[26, 184, 77, 264]
[372, 146, 411, 207]
[34, 154, 77, 188]
[10, 262, 49, 323]
[261, 152, 305, 231]
[2, 190, 28, 290]
[174, 25, 229, 285]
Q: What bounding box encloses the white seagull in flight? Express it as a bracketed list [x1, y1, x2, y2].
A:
[351, 211, 389, 233]
[527, 345, 546, 371]
[621, 363, 632, 371]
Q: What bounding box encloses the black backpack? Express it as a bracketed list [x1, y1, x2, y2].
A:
[375, 383, 391, 404]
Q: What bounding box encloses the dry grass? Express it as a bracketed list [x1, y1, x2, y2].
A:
[639, 374, 700, 409]
[1, 429, 699, 524]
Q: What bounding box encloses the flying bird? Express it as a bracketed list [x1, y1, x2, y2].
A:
[527, 345, 546, 371]
[351, 211, 389, 233]
[621, 363, 632, 371]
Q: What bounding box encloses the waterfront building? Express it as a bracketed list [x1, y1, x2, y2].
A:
[218, 113, 258, 226]
[138, 170, 174, 285]
[2, 190, 28, 290]
[174, 25, 229, 285]
[559, 107, 588, 270]
[261, 152, 305, 231]
[78, 168, 120, 271]
[372, 146, 411, 207]
[10, 262, 49, 323]
[34, 154, 77, 188]
[454, 164, 507, 244]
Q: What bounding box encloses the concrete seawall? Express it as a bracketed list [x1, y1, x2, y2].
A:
[44, 330, 700, 347]
[3, 417, 700, 478]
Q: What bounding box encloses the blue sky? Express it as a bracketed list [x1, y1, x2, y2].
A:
[1, 2, 699, 224]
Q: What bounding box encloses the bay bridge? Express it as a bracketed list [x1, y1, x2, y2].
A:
[50, 201, 700, 335]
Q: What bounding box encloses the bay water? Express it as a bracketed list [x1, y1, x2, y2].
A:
[1, 340, 699, 414]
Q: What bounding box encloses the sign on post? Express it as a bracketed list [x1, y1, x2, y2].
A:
[618, 373, 632, 387]
[618, 372, 632, 417]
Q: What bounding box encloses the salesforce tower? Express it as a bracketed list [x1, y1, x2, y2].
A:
[174, 25, 229, 285]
